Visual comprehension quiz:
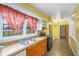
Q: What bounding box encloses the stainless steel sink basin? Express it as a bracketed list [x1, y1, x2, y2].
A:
[18, 38, 37, 46]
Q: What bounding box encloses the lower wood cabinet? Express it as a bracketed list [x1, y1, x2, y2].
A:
[26, 39, 47, 56]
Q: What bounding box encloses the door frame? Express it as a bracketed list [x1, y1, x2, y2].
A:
[60, 25, 69, 41]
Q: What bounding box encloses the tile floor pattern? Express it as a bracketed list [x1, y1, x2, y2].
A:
[46, 38, 74, 56]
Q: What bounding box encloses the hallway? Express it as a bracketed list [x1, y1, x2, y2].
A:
[46, 38, 74, 56]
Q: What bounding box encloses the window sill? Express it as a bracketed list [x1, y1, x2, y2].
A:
[0, 33, 38, 44]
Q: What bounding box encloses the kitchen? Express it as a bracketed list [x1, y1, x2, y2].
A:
[0, 3, 79, 56]
[0, 3, 50, 56]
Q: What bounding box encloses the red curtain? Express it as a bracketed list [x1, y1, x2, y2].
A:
[0, 5, 37, 32]
[0, 6, 13, 27]
[27, 17, 37, 31]
[16, 12, 26, 32]
[9, 8, 17, 30]
[32, 18, 37, 31]
[0, 5, 26, 33]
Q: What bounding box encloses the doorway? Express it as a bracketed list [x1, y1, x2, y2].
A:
[60, 25, 69, 41]
[49, 24, 52, 36]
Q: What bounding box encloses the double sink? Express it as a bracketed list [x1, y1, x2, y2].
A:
[18, 38, 37, 46]
[0, 38, 37, 56]
[0, 38, 37, 53]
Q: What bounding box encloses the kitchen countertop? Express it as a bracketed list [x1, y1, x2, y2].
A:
[0, 36, 47, 56]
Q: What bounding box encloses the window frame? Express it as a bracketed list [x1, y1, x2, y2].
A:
[2, 18, 37, 40]
[3, 19, 23, 37]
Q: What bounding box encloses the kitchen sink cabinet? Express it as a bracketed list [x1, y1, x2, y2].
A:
[39, 39, 47, 56]
[26, 44, 38, 56]
[26, 39, 47, 56]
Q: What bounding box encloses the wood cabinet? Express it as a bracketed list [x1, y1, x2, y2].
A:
[26, 39, 47, 56]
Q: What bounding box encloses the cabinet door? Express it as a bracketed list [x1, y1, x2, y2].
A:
[37, 41, 43, 56]
[35, 43, 41, 56]
[39, 39, 47, 56]
[41, 42, 45, 56]
[42, 39, 47, 55]
[44, 39, 47, 52]
[26, 45, 37, 56]
[26, 48, 35, 56]
[26, 39, 47, 56]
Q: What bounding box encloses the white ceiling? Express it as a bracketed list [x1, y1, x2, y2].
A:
[31, 3, 78, 18]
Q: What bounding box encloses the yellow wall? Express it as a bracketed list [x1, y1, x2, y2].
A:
[59, 18, 70, 25]
[52, 20, 60, 39]
[52, 18, 70, 40]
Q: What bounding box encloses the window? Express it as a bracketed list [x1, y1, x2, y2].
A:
[26, 20, 35, 34]
[3, 19, 23, 37]
[3, 19, 36, 37]
[42, 20, 47, 28]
